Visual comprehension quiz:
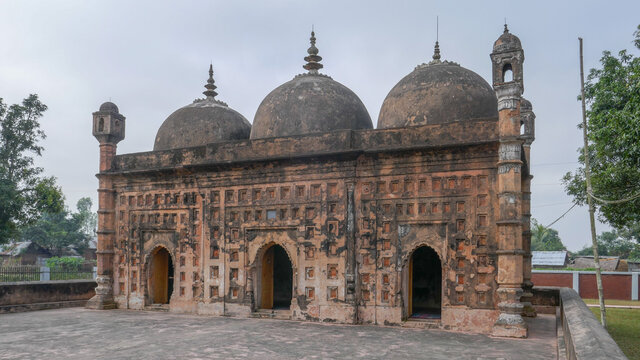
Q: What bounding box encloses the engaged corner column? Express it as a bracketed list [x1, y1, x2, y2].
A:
[87, 103, 126, 310]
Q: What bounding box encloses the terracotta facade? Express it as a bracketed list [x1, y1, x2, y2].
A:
[87, 28, 536, 337]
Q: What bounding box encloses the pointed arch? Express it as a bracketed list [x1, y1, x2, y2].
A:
[402, 244, 443, 320]
[254, 242, 293, 309]
[146, 245, 175, 305]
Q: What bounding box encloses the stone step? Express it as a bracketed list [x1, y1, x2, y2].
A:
[251, 309, 291, 320]
[145, 304, 169, 312]
[402, 319, 441, 329]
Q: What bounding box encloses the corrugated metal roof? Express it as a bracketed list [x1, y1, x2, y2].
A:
[532, 251, 568, 266]
[0, 241, 32, 256]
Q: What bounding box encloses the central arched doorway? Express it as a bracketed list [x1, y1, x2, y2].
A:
[260, 244, 293, 309]
[149, 247, 174, 304]
[408, 245, 441, 319]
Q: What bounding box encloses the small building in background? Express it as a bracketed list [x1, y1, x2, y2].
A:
[571, 256, 624, 271]
[531, 251, 568, 269]
[0, 241, 52, 266]
[627, 260, 640, 272]
[81, 237, 97, 262]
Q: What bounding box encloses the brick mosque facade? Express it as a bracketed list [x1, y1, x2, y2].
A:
[87, 26, 536, 337]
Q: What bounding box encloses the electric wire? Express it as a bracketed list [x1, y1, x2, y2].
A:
[588, 190, 640, 204]
[544, 202, 578, 228]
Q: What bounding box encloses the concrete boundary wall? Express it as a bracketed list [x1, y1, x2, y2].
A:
[533, 270, 639, 301]
[0, 280, 96, 313]
[559, 288, 627, 360]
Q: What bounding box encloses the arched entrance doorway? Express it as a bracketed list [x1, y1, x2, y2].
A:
[149, 247, 174, 304]
[259, 244, 293, 309]
[408, 245, 441, 319]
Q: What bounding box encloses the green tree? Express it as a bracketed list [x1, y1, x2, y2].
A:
[21, 198, 94, 256]
[74, 197, 97, 238]
[0, 95, 64, 243]
[563, 25, 640, 232]
[576, 227, 640, 260]
[531, 219, 566, 251]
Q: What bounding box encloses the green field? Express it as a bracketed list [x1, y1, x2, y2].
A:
[584, 298, 640, 307]
[590, 307, 640, 360]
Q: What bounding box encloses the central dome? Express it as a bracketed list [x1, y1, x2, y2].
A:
[250, 31, 372, 139]
[377, 43, 498, 129]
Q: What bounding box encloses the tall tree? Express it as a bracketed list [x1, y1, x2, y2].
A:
[21, 197, 95, 255]
[531, 219, 566, 251]
[576, 228, 640, 260]
[74, 197, 97, 239]
[563, 25, 640, 232]
[0, 95, 64, 243]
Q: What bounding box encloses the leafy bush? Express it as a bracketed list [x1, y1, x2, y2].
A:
[45, 256, 83, 271]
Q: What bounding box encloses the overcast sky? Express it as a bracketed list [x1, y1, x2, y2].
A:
[1, 1, 638, 250]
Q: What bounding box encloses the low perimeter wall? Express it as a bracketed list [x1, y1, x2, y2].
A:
[0, 280, 96, 313]
[559, 287, 627, 360]
[532, 270, 639, 300]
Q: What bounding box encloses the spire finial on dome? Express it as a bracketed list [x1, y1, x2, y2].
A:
[432, 41, 441, 63]
[203, 64, 218, 99]
[430, 17, 442, 64]
[504, 19, 509, 33]
[303, 29, 323, 74]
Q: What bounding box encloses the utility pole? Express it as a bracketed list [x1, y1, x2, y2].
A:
[579, 37, 606, 327]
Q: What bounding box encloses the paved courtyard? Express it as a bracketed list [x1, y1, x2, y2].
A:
[0, 308, 557, 359]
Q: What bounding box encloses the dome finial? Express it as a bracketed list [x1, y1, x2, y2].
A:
[504, 19, 509, 33]
[430, 17, 442, 64]
[303, 29, 323, 74]
[203, 64, 218, 99]
[432, 41, 441, 63]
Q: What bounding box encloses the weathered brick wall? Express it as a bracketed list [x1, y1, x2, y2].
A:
[108, 139, 501, 329]
[0, 280, 96, 307]
[355, 146, 499, 325]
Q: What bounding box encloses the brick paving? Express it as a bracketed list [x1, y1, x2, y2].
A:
[0, 308, 557, 359]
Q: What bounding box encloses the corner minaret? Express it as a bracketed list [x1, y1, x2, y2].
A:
[489, 25, 528, 338]
[87, 101, 125, 310]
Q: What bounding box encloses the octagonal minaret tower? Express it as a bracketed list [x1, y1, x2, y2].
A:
[87, 102, 125, 310]
[490, 24, 528, 338]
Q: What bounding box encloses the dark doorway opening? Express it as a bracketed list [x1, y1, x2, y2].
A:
[167, 253, 174, 301]
[150, 247, 173, 304]
[410, 246, 441, 319]
[261, 244, 292, 309]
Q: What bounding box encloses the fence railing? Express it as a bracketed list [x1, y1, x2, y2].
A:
[0, 265, 97, 282]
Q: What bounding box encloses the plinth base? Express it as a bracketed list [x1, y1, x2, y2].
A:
[86, 294, 116, 310]
[491, 313, 528, 338]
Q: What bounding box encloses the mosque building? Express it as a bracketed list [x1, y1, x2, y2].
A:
[87, 26, 536, 337]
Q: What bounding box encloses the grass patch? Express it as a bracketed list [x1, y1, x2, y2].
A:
[584, 298, 640, 307]
[535, 267, 598, 271]
[590, 307, 640, 359]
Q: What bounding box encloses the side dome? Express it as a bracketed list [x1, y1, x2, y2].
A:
[154, 66, 251, 151]
[493, 25, 522, 53]
[377, 42, 498, 129]
[250, 31, 372, 139]
[99, 101, 119, 113]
